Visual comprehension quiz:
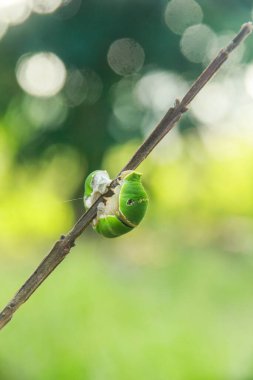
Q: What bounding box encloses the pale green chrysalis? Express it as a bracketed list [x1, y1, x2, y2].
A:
[83, 170, 148, 238]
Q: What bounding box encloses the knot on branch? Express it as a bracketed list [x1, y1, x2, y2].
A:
[59, 235, 76, 255]
[174, 98, 188, 113]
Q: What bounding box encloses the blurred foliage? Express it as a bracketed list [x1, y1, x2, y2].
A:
[1, 0, 253, 245]
[2, 242, 253, 380]
[1, 0, 253, 171]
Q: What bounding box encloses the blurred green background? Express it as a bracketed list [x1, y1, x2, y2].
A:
[1, 0, 253, 379]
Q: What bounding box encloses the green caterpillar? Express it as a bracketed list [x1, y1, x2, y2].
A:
[84, 170, 148, 238]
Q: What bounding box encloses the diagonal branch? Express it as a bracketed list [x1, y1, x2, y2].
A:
[0, 22, 252, 331]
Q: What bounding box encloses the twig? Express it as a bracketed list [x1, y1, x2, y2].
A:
[0, 22, 252, 331]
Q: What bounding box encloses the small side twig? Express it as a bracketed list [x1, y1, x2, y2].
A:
[0, 22, 252, 331]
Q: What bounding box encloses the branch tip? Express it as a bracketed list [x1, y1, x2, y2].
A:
[242, 21, 253, 33]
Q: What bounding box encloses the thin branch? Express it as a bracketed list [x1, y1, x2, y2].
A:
[0, 22, 252, 331]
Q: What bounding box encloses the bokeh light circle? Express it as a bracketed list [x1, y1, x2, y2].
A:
[134, 70, 188, 113]
[164, 0, 203, 35]
[22, 95, 68, 129]
[107, 38, 145, 76]
[0, 22, 8, 40]
[32, 0, 62, 14]
[82, 68, 103, 104]
[191, 82, 232, 124]
[180, 24, 217, 63]
[64, 68, 88, 107]
[16, 52, 67, 97]
[0, 0, 31, 25]
[244, 64, 253, 99]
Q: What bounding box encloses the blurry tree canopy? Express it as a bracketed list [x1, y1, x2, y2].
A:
[0, 0, 253, 174]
